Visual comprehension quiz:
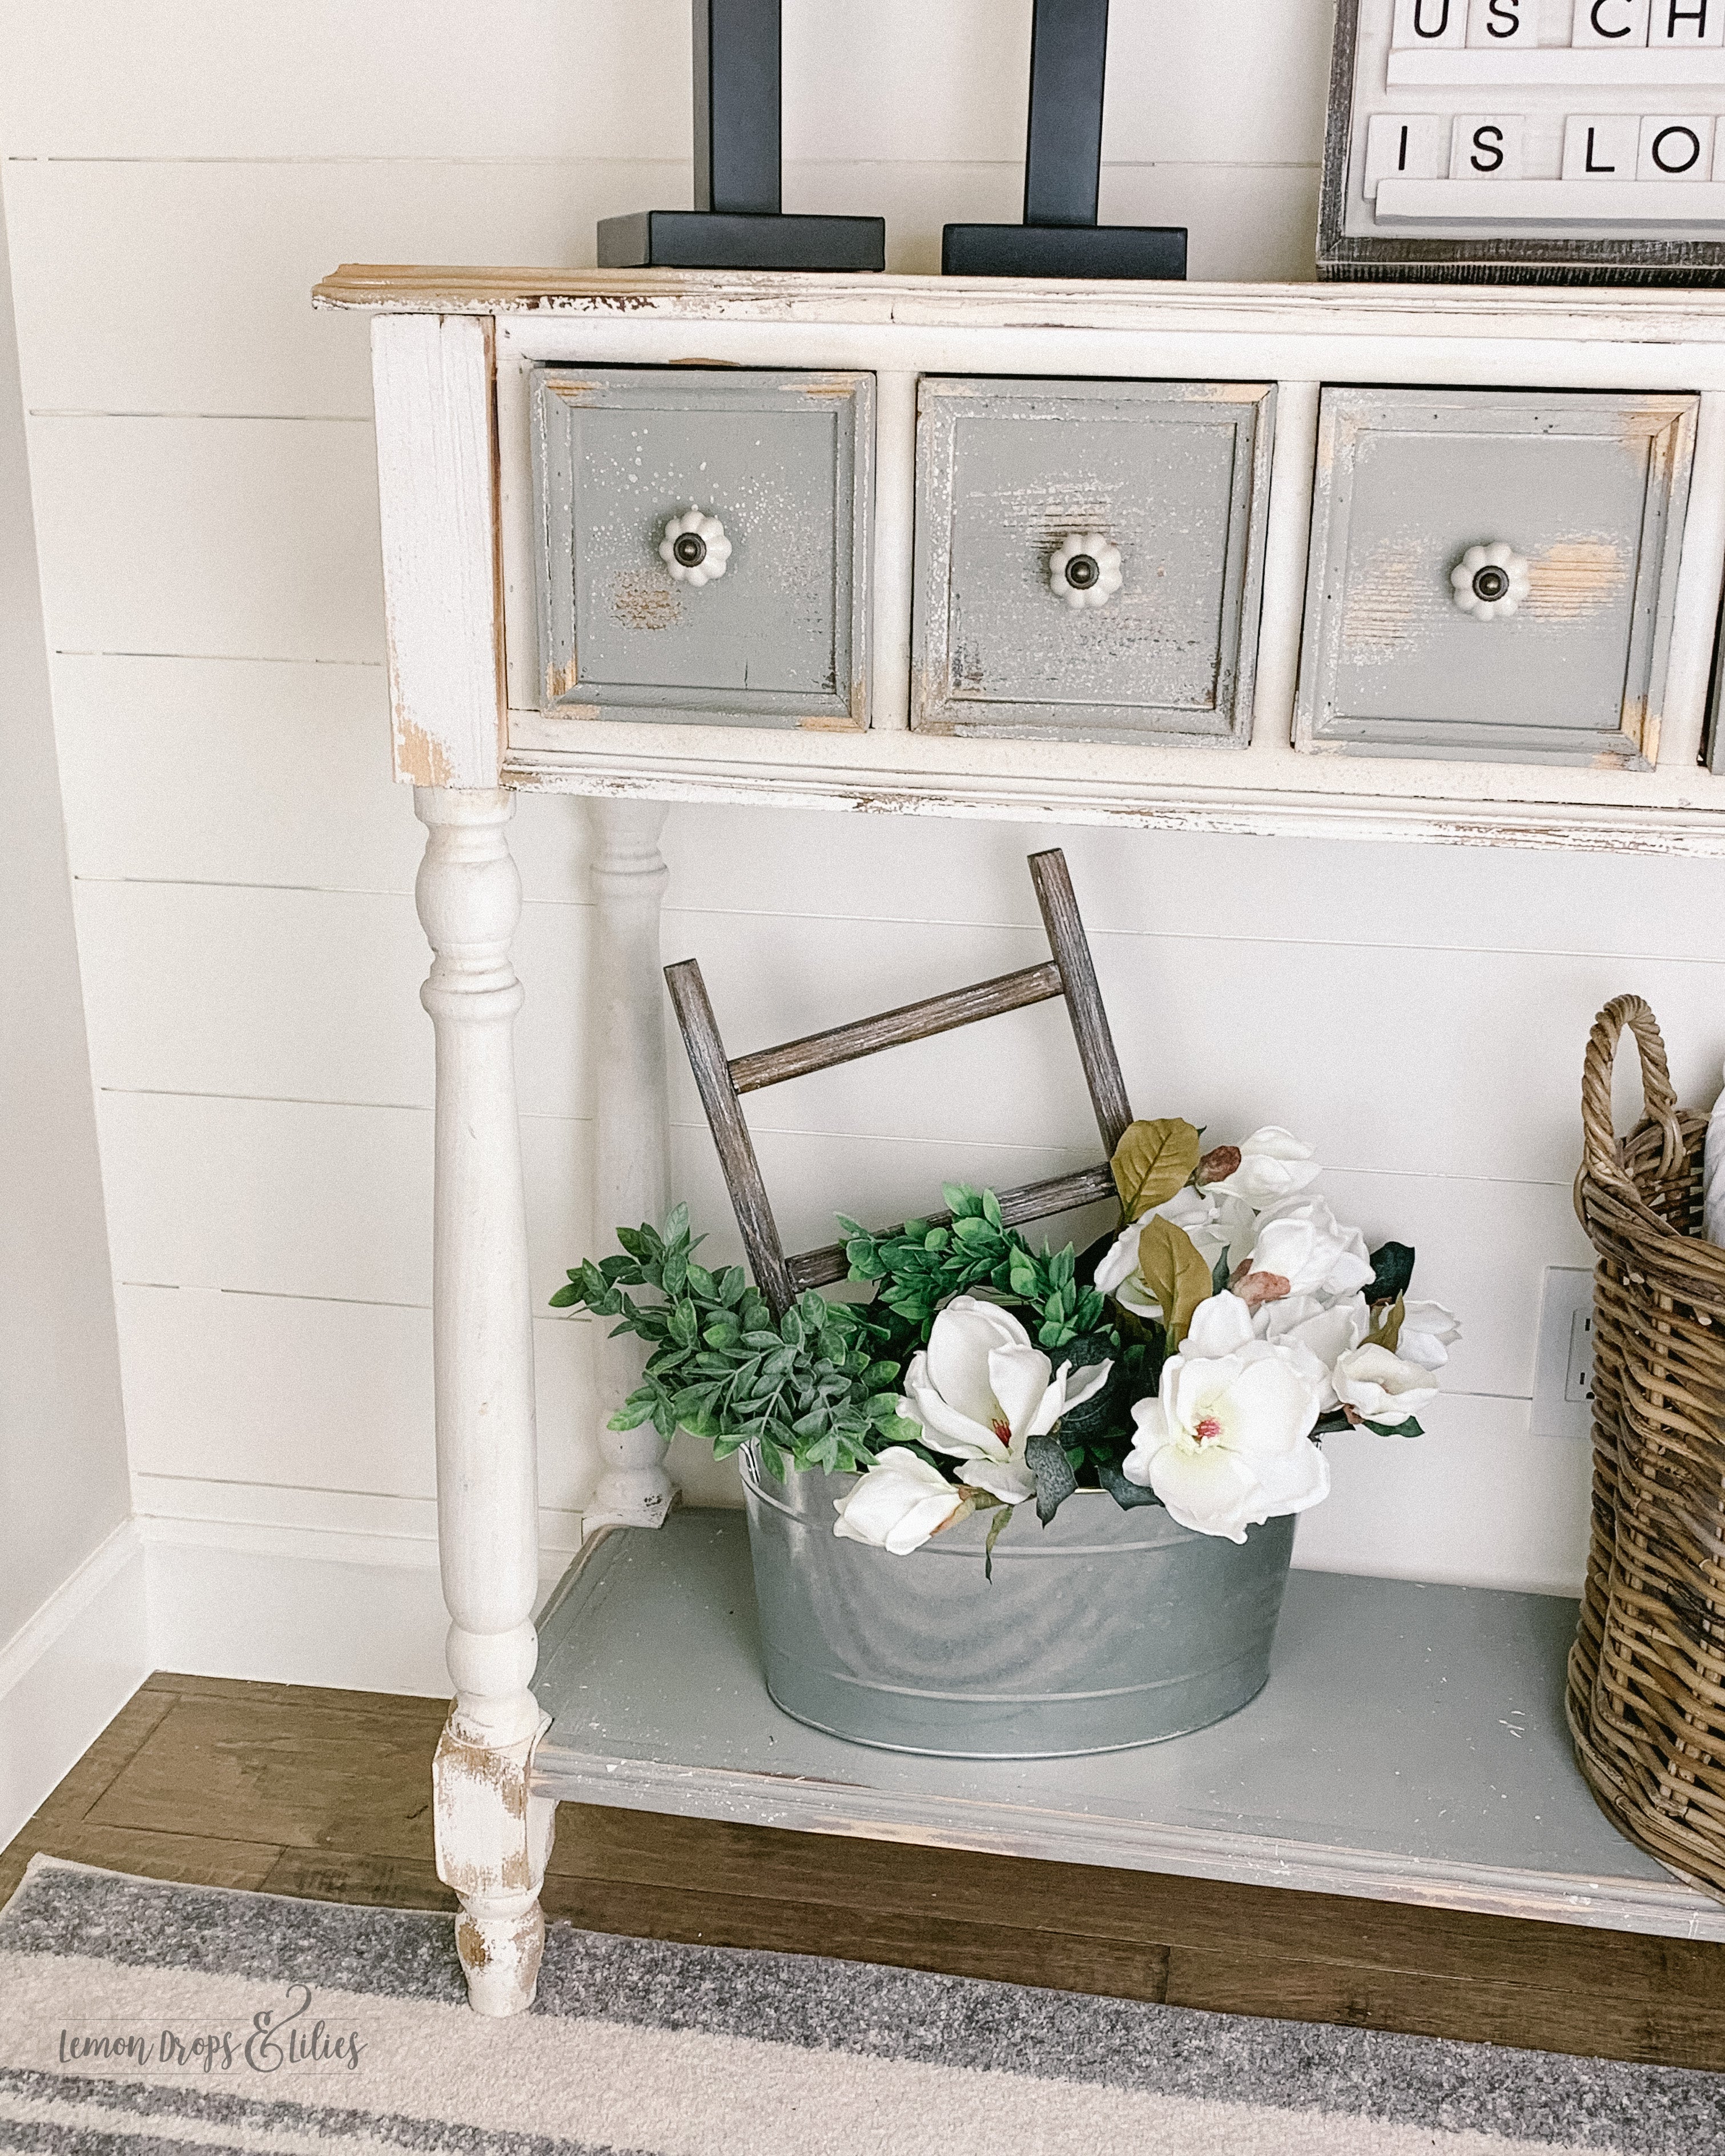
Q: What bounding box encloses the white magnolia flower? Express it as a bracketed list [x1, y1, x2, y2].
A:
[1396, 1300, 1462, 1372]
[1332, 1344, 1439, 1429]
[833, 1448, 972, 1555]
[1095, 1189, 1256, 1317]
[1210, 1126, 1321, 1206]
[1258, 1292, 1369, 1412]
[1246, 1196, 1374, 1304]
[1121, 1292, 1328, 1543]
[900, 1296, 1110, 1506]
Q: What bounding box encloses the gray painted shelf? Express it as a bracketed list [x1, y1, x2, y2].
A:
[532, 1509, 1725, 1942]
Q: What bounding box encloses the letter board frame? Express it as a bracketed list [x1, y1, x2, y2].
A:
[1320, 0, 1725, 281]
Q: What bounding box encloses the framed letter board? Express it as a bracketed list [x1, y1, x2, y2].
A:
[1320, 0, 1725, 281]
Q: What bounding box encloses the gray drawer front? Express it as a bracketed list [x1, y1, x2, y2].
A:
[1297, 387, 1698, 769]
[911, 377, 1276, 745]
[532, 367, 872, 729]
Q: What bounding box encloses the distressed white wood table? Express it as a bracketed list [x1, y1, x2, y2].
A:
[316, 266, 1725, 2014]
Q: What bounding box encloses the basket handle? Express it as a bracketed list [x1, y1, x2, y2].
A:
[1581, 995, 1686, 1191]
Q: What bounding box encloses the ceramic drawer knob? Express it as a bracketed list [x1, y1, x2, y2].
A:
[660, 508, 732, 587]
[1450, 542, 1531, 621]
[1049, 532, 1123, 610]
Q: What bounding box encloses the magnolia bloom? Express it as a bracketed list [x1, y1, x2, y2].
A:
[900, 1296, 1110, 1505]
[1095, 1189, 1255, 1314]
[1332, 1344, 1439, 1429]
[1121, 1292, 1328, 1543]
[1396, 1300, 1462, 1372]
[833, 1448, 972, 1555]
[1210, 1127, 1321, 1207]
[1258, 1292, 1369, 1412]
[1245, 1196, 1374, 1304]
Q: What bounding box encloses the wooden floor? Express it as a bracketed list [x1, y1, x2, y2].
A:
[6, 1671, 1725, 2071]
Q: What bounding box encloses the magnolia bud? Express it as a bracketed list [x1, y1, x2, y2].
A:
[1229, 1268, 1291, 1313]
[1197, 1145, 1242, 1186]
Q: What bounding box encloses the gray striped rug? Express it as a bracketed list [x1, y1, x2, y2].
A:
[1, 1858, 1720, 2154]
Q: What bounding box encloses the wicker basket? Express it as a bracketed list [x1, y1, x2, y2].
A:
[1569, 993, 1725, 1897]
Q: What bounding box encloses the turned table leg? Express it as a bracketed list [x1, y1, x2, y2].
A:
[415, 785, 553, 2016]
[583, 797, 677, 1532]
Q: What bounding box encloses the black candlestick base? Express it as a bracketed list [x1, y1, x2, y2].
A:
[942, 223, 1187, 280]
[598, 211, 885, 272]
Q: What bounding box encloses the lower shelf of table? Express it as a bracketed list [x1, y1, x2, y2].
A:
[530, 1507, 1725, 1944]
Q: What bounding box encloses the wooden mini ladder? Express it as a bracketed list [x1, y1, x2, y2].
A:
[664, 848, 1133, 1318]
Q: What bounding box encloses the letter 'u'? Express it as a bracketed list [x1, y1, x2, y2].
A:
[1414, 0, 1451, 33]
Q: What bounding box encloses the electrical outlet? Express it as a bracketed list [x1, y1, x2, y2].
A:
[1533, 1266, 1595, 1439]
[1564, 1304, 1595, 1407]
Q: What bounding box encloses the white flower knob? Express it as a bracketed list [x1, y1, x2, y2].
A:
[659, 508, 731, 588]
[1049, 532, 1123, 610]
[1450, 542, 1531, 620]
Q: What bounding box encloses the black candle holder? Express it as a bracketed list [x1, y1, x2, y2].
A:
[943, 0, 1185, 280]
[598, 1, 885, 272]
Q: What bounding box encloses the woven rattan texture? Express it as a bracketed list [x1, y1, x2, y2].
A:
[1570, 996, 1725, 1900]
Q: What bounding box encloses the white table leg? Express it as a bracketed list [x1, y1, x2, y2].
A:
[584, 797, 677, 1533]
[415, 785, 553, 2017]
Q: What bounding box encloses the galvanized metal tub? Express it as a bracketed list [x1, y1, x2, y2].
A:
[740, 1452, 1296, 1757]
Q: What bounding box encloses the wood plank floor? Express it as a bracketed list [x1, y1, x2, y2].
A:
[5, 1671, 1725, 2070]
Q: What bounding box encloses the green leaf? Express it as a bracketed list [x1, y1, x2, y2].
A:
[1364, 1414, 1423, 1438]
[1365, 1241, 1416, 1305]
[943, 1183, 983, 1218]
[1135, 1215, 1213, 1349]
[1026, 1434, 1077, 1526]
[548, 1285, 580, 1308]
[1048, 1333, 1123, 1444]
[1097, 1461, 1161, 1510]
[982, 1188, 1004, 1229]
[1111, 1119, 1203, 1221]
[983, 1503, 1012, 1583]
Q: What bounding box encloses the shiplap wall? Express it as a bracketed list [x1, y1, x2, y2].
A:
[0, 178, 130, 1646]
[3, 0, 1720, 1616]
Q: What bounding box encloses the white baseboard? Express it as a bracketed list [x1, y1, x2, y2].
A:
[1, 1501, 586, 1848]
[0, 1519, 151, 1851]
[142, 1525, 456, 1697]
[136, 1503, 580, 1698]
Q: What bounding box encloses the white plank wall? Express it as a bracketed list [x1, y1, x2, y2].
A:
[3, 0, 1722, 1632]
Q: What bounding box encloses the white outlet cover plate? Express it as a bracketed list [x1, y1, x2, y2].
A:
[1532, 1265, 1595, 1440]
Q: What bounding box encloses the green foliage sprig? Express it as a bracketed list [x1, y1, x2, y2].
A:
[838, 1183, 1112, 1351]
[551, 1206, 918, 1479]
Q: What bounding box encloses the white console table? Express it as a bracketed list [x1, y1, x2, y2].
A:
[316, 266, 1725, 2015]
